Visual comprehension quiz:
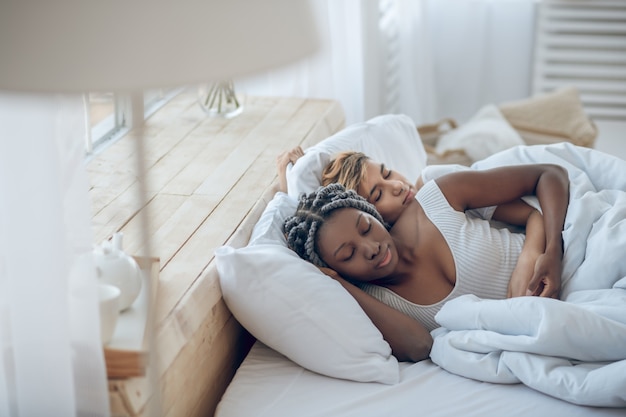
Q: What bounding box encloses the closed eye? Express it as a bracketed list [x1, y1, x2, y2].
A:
[342, 248, 355, 261]
[381, 163, 392, 179]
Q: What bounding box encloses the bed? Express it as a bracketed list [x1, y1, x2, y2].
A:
[213, 96, 626, 416]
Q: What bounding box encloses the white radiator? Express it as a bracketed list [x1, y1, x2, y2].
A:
[532, 0, 626, 120]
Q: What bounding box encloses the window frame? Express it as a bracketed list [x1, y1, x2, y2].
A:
[85, 88, 183, 161]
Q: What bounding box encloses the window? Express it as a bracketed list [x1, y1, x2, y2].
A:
[85, 88, 182, 159]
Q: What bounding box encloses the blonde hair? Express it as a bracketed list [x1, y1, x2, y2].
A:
[321, 151, 370, 191]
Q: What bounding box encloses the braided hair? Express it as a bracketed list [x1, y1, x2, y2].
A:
[284, 183, 387, 267]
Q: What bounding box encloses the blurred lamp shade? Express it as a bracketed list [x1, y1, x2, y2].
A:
[0, 0, 319, 93]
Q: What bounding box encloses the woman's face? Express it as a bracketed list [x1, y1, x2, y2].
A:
[356, 160, 416, 224]
[316, 207, 398, 282]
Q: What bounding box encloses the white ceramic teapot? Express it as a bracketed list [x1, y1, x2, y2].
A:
[93, 232, 142, 311]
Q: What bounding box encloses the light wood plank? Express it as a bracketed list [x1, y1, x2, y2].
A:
[87, 92, 345, 417]
[117, 193, 189, 257]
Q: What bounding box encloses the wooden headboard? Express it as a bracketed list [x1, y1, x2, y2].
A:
[89, 93, 345, 417]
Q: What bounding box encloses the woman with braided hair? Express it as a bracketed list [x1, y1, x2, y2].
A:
[284, 183, 391, 268]
[278, 147, 553, 299]
[283, 163, 569, 361]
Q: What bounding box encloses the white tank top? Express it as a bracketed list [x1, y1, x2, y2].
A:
[360, 180, 525, 331]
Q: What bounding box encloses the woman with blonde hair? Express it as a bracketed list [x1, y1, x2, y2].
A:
[283, 161, 569, 361]
[278, 147, 552, 299]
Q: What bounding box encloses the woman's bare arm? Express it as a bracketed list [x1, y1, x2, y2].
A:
[319, 267, 432, 362]
[507, 209, 550, 297]
[437, 164, 569, 297]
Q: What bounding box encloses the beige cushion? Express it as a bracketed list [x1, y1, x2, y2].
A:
[499, 86, 597, 148]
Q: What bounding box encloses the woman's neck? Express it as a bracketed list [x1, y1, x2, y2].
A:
[384, 200, 429, 284]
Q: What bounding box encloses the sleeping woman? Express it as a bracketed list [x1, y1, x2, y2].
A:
[281, 161, 570, 362]
[277, 147, 557, 299]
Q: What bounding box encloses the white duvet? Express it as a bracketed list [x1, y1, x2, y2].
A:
[429, 143, 626, 408]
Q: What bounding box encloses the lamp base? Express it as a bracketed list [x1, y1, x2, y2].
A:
[198, 81, 243, 118]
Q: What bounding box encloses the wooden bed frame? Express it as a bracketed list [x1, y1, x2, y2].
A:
[87, 92, 345, 417]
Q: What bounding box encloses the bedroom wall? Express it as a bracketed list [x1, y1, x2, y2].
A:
[594, 120, 626, 160]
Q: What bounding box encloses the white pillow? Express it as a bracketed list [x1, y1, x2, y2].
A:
[247, 192, 297, 247]
[287, 113, 427, 199]
[435, 104, 525, 162]
[216, 192, 400, 384]
[217, 114, 425, 384]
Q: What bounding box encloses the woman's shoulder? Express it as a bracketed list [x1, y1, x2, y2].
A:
[416, 180, 454, 213]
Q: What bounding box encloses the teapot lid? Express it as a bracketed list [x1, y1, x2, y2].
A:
[96, 232, 125, 256]
[111, 232, 124, 251]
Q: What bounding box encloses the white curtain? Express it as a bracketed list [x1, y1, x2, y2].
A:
[0, 93, 109, 416]
[236, 0, 536, 127]
[423, 0, 536, 123]
[236, 0, 368, 125]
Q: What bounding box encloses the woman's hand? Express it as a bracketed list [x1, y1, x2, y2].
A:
[318, 266, 346, 283]
[507, 207, 549, 298]
[276, 146, 305, 193]
[527, 251, 562, 298]
[508, 250, 562, 298]
[507, 249, 537, 298]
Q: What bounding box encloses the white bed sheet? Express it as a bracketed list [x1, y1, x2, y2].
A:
[216, 342, 624, 417]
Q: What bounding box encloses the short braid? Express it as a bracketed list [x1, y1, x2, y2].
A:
[283, 183, 387, 267]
